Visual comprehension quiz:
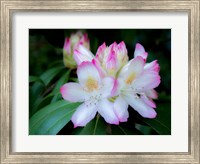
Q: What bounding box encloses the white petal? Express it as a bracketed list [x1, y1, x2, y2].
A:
[145, 89, 158, 99]
[118, 56, 145, 85]
[144, 60, 160, 74]
[127, 56, 145, 76]
[71, 103, 97, 128]
[141, 95, 156, 108]
[124, 94, 157, 118]
[100, 77, 115, 98]
[60, 83, 88, 102]
[134, 43, 148, 60]
[97, 99, 119, 125]
[92, 59, 106, 78]
[114, 96, 129, 122]
[118, 59, 131, 75]
[132, 72, 161, 91]
[77, 61, 101, 88]
[73, 45, 94, 65]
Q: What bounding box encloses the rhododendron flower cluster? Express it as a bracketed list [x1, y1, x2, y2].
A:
[60, 35, 161, 128]
[63, 31, 90, 69]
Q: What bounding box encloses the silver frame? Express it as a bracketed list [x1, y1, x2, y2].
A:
[1, 0, 199, 163]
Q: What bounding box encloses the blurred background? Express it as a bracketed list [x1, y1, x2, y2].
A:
[29, 29, 171, 135]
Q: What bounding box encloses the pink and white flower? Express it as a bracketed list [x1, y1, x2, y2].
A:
[113, 43, 160, 121]
[95, 42, 129, 77]
[63, 31, 90, 68]
[60, 61, 119, 127]
[61, 40, 161, 127]
[74, 41, 129, 77]
[73, 44, 94, 65]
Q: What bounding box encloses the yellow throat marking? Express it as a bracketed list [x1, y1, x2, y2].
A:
[125, 73, 136, 85]
[85, 77, 99, 92]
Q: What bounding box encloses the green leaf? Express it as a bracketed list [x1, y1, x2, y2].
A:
[73, 115, 107, 135]
[51, 69, 71, 103]
[137, 102, 171, 135]
[29, 76, 45, 85]
[111, 125, 142, 135]
[31, 66, 64, 98]
[40, 66, 64, 86]
[51, 94, 62, 104]
[29, 100, 80, 135]
[69, 77, 78, 82]
[30, 92, 58, 117]
[48, 60, 63, 69]
[135, 123, 154, 135]
[30, 66, 64, 115]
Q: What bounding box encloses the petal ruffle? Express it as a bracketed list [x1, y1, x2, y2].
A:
[71, 103, 97, 128]
[144, 60, 160, 73]
[60, 82, 88, 102]
[134, 43, 148, 60]
[98, 99, 119, 125]
[124, 94, 157, 118]
[114, 96, 129, 122]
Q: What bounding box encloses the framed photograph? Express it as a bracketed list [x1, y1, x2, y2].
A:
[1, 0, 199, 163]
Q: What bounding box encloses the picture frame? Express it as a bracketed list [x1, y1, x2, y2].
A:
[0, 0, 199, 163]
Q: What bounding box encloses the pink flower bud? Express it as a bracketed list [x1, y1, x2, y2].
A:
[95, 41, 129, 77]
[63, 31, 90, 69]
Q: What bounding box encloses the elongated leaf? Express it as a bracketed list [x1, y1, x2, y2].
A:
[29, 100, 80, 135]
[52, 70, 71, 93]
[51, 94, 62, 104]
[30, 66, 64, 115]
[31, 66, 64, 97]
[51, 70, 71, 103]
[135, 123, 154, 135]
[40, 66, 65, 86]
[111, 125, 142, 135]
[48, 60, 63, 69]
[29, 76, 45, 85]
[139, 118, 170, 135]
[72, 115, 107, 135]
[31, 70, 71, 112]
[30, 92, 58, 118]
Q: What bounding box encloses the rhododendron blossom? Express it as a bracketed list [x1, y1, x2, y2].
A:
[63, 31, 90, 68]
[61, 40, 161, 127]
[60, 62, 119, 127]
[113, 44, 160, 121]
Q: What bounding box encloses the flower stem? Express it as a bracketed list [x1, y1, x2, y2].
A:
[93, 114, 100, 135]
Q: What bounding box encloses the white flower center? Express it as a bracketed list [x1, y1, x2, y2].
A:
[121, 85, 145, 99]
[84, 93, 103, 107]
